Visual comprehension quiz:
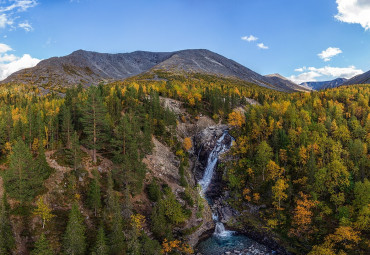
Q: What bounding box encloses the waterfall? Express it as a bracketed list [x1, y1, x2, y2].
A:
[199, 132, 232, 193]
[196, 130, 271, 255]
[198, 131, 234, 238]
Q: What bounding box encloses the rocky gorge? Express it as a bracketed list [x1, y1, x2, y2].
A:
[190, 125, 292, 255]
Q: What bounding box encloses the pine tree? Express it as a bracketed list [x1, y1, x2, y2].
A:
[93, 225, 109, 255]
[31, 233, 53, 255]
[63, 203, 86, 255]
[80, 87, 109, 163]
[0, 194, 14, 254]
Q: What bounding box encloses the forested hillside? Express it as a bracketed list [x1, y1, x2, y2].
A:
[0, 71, 368, 255]
[225, 85, 370, 254]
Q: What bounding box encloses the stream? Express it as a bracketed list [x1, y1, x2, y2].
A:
[196, 131, 273, 255]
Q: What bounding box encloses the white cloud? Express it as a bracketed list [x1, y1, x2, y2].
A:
[0, 0, 38, 13]
[294, 67, 305, 72]
[0, 43, 40, 80]
[335, 0, 370, 30]
[0, 13, 13, 28]
[0, 43, 12, 53]
[0, 1, 37, 30]
[289, 65, 363, 84]
[257, 43, 269, 49]
[241, 35, 258, 42]
[318, 47, 342, 62]
[0, 53, 17, 62]
[18, 21, 32, 31]
[0, 54, 40, 80]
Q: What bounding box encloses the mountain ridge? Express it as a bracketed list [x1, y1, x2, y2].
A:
[343, 70, 370, 85]
[1, 49, 308, 92]
[265, 73, 310, 92]
[300, 77, 348, 90]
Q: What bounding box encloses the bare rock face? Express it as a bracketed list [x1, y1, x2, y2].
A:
[143, 137, 181, 187]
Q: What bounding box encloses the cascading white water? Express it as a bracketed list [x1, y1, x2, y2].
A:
[199, 132, 231, 193]
[197, 131, 272, 255]
[198, 131, 234, 238]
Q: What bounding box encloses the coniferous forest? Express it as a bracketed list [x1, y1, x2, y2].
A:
[0, 70, 368, 255]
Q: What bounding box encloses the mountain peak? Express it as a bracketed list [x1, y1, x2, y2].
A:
[264, 73, 309, 92]
[265, 73, 289, 80]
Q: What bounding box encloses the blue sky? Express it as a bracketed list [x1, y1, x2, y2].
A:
[0, 0, 369, 83]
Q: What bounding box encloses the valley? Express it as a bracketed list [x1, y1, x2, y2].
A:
[0, 49, 368, 255]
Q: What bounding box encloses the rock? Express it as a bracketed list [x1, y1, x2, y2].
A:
[193, 125, 229, 181]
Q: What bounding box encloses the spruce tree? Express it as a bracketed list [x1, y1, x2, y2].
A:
[31, 233, 53, 255]
[63, 202, 86, 255]
[88, 171, 102, 216]
[4, 139, 41, 202]
[80, 87, 109, 163]
[34, 145, 52, 181]
[109, 193, 126, 255]
[61, 105, 73, 149]
[0, 194, 14, 254]
[71, 131, 81, 171]
[93, 225, 109, 255]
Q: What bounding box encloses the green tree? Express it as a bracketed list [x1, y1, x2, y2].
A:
[92, 225, 109, 255]
[63, 203, 86, 255]
[31, 233, 53, 255]
[0, 194, 14, 254]
[61, 105, 73, 149]
[88, 171, 102, 216]
[34, 145, 52, 181]
[4, 139, 42, 202]
[80, 87, 109, 163]
[71, 131, 81, 171]
[109, 193, 126, 255]
[255, 141, 273, 181]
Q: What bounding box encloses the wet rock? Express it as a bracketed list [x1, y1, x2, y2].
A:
[193, 125, 229, 181]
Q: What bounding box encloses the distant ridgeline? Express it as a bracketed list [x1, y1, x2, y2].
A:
[0, 52, 368, 255]
[1, 49, 310, 93]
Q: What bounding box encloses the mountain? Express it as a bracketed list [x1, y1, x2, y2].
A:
[1, 49, 303, 92]
[1, 50, 173, 88]
[343, 70, 370, 85]
[265, 73, 310, 92]
[300, 78, 348, 90]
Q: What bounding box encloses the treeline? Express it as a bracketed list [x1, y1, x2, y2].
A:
[226, 85, 370, 254]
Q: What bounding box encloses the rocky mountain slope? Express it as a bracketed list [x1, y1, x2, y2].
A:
[343, 70, 370, 85]
[2, 49, 306, 92]
[300, 77, 347, 90]
[265, 73, 310, 92]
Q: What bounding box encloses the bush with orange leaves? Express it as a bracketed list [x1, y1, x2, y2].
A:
[161, 239, 193, 254]
[183, 137, 192, 151]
